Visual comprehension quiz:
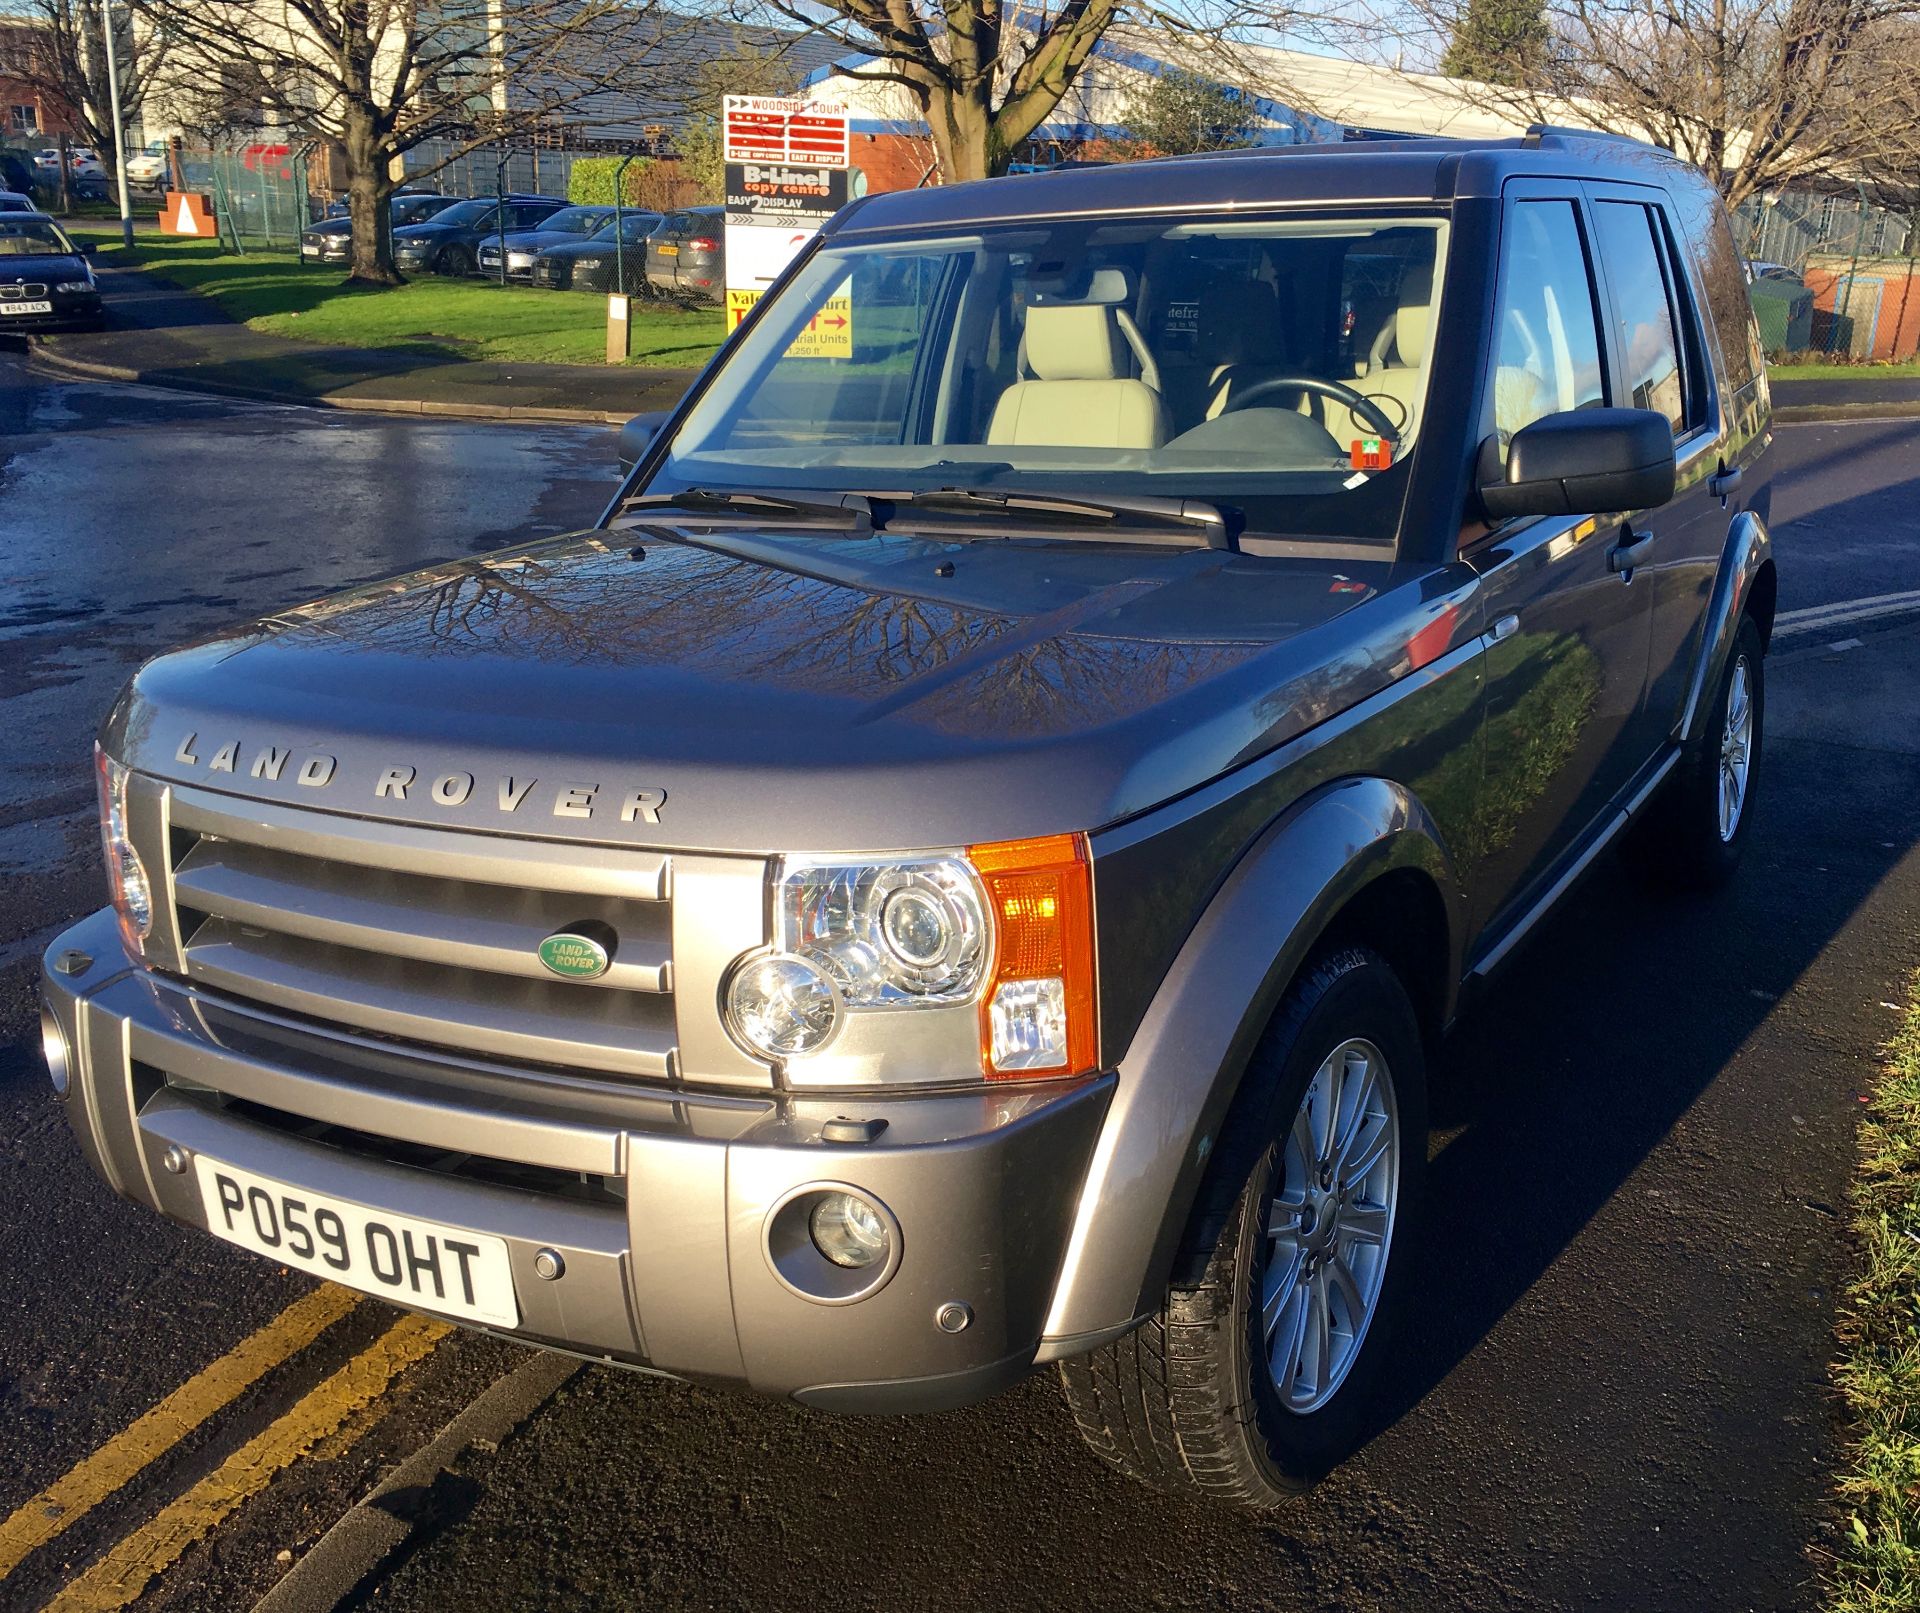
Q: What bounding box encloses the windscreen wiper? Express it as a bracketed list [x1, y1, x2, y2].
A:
[619, 488, 867, 528]
[869, 488, 1237, 549]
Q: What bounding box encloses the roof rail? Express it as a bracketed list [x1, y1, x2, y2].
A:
[1522, 123, 1652, 150]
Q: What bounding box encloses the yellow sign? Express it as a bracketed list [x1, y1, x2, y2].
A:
[726, 288, 853, 357]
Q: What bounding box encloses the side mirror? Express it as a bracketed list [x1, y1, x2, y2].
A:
[1476, 407, 1676, 522]
[617, 410, 667, 476]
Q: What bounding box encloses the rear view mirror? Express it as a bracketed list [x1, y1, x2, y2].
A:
[1476, 407, 1676, 521]
[617, 410, 668, 476]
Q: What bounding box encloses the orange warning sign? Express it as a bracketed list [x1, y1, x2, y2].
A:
[159, 191, 218, 237]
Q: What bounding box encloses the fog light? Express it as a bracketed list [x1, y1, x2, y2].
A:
[40, 1005, 70, 1099]
[808, 1191, 889, 1270]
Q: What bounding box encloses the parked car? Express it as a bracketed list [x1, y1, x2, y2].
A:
[646, 204, 725, 302]
[392, 194, 567, 276]
[42, 129, 1776, 1508]
[124, 144, 169, 191]
[34, 147, 99, 174]
[0, 191, 36, 213]
[0, 211, 102, 329]
[300, 193, 459, 265]
[476, 204, 620, 281]
[1744, 259, 1804, 287]
[321, 185, 443, 221]
[533, 210, 664, 291]
[0, 152, 39, 197]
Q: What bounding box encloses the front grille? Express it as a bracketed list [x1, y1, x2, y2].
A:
[164, 792, 678, 1080]
[1, 282, 48, 298]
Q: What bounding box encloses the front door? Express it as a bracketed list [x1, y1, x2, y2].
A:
[1463, 185, 1658, 945]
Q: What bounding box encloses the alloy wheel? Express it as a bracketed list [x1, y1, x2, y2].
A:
[1718, 654, 1753, 842]
[1260, 1037, 1401, 1414]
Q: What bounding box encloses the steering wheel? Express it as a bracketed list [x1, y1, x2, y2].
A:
[1221, 375, 1401, 443]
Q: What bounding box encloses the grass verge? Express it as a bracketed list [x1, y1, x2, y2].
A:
[74, 227, 724, 369]
[1828, 971, 1920, 1611]
[1770, 358, 1920, 382]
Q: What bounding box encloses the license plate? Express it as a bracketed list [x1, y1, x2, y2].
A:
[0, 300, 53, 315]
[658, 244, 679, 256]
[194, 1157, 520, 1327]
[301, 244, 320, 256]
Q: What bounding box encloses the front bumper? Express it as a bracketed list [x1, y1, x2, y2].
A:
[3, 289, 101, 330]
[41, 910, 1113, 1411]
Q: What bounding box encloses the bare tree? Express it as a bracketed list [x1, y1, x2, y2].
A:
[7, 0, 168, 189]
[749, 0, 1274, 182]
[1400, 0, 1920, 205]
[141, 0, 703, 283]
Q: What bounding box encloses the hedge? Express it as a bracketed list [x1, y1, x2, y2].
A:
[568, 157, 656, 206]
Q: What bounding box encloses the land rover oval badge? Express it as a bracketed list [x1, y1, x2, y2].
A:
[538, 929, 611, 981]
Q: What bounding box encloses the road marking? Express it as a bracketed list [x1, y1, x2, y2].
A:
[1776, 415, 1920, 429]
[43, 1312, 450, 1613]
[1775, 589, 1920, 638]
[0, 1285, 359, 1581]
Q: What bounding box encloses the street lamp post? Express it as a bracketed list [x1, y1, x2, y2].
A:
[98, 0, 134, 248]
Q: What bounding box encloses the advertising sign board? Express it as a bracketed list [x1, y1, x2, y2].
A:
[722, 96, 851, 356]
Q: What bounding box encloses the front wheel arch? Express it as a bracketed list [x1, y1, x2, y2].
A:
[1039, 777, 1463, 1348]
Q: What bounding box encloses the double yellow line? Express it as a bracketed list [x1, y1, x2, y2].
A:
[0, 1285, 449, 1611]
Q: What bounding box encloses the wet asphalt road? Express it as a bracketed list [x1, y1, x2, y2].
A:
[3, 357, 1920, 1611]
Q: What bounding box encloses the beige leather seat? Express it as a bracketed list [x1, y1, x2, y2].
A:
[1338, 262, 1432, 440]
[988, 302, 1168, 450]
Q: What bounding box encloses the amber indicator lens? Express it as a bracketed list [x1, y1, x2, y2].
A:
[967, 833, 1096, 1079]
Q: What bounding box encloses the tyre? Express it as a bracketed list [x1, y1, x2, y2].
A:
[1629, 613, 1763, 890]
[435, 244, 472, 276]
[1058, 946, 1428, 1505]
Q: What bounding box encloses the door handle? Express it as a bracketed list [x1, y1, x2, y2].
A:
[1708, 464, 1743, 500]
[1609, 529, 1654, 575]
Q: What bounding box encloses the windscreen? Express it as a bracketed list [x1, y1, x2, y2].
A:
[432, 200, 492, 228]
[540, 206, 612, 235]
[658, 211, 1449, 544]
[0, 219, 73, 255]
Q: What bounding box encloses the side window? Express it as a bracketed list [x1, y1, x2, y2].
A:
[1592, 201, 1686, 434]
[1485, 200, 1607, 465]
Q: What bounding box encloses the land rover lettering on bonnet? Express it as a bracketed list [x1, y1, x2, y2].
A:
[43, 128, 1774, 1506]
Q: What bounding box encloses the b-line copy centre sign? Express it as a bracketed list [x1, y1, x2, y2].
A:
[722, 96, 853, 356]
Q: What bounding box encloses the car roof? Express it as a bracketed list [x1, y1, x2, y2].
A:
[828, 127, 1706, 239]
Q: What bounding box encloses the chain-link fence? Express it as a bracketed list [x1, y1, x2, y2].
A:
[1734, 190, 1920, 362]
[170, 142, 316, 248]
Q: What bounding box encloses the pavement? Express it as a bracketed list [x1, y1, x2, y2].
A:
[3, 360, 1920, 1610]
[22, 252, 1920, 428]
[23, 257, 702, 425]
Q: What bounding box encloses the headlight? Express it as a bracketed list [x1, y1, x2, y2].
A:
[55, 279, 93, 292]
[575, 257, 603, 269]
[93, 746, 151, 959]
[775, 855, 987, 1006]
[722, 839, 1097, 1080]
[508, 252, 532, 267]
[725, 952, 841, 1060]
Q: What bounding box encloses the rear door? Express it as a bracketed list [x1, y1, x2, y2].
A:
[1463, 181, 1657, 946]
[1584, 183, 1730, 739]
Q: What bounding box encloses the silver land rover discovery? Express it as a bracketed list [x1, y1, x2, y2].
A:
[42, 128, 1774, 1504]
